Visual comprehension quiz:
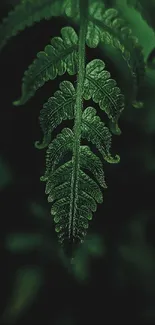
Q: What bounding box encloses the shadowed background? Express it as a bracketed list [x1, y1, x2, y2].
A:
[0, 0, 155, 324]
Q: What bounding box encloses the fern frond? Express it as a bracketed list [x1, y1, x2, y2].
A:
[82, 106, 120, 163]
[40, 130, 98, 242]
[35, 81, 75, 149]
[84, 59, 125, 130]
[40, 109, 119, 245]
[13, 27, 78, 106]
[0, 0, 65, 52]
[35, 57, 124, 150]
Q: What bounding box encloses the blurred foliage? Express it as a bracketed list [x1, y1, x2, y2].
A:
[6, 233, 43, 253]
[2, 267, 43, 324]
[116, 0, 155, 61]
[64, 234, 105, 282]
[0, 0, 155, 324]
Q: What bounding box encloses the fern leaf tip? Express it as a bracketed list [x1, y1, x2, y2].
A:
[34, 140, 48, 150]
[105, 154, 120, 164]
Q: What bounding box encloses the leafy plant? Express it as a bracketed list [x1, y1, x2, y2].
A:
[0, 0, 148, 255]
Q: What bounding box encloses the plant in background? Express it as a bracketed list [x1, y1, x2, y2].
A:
[0, 0, 152, 256]
[2, 0, 155, 324]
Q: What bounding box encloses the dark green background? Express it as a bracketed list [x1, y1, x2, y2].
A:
[0, 1, 155, 324]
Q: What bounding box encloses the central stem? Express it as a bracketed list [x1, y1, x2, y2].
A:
[68, 0, 88, 240]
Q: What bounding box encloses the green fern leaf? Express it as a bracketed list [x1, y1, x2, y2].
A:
[42, 164, 99, 243]
[0, 0, 65, 52]
[13, 27, 78, 106]
[35, 80, 76, 149]
[84, 59, 125, 128]
[40, 115, 118, 244]
[82, 106, 120, 163]
[41, 112, 119, 243]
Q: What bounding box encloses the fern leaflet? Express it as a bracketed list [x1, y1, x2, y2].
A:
[14, 27, 78, 105]
[81, 106, 120, 163]
[35, 81, 75, 149]
[84, 59, 124, 130]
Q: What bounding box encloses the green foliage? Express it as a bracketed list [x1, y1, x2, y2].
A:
[38, 93, 121, 244]
[0, 0, 150, 252]
[0, 0, 64, 51]
[40, 125, 106, 243]
[70, 234, 105, 281]
[35, 80, 76, 149]
[87, 6, 145, 104]
[1, 1, 155, 323]
[6, 233, 43, 252]
[115, 0, 155, 62]
[2, 267, 43, 324]
[14, 27, 78, 106]
[81, 106, 120, 163]
[83, 59, 124, 128]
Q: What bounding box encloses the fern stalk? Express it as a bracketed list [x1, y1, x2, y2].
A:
[69, 0, 88, 241]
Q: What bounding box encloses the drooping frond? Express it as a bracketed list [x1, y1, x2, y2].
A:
[35, 81, 76, 149]
[39, 106, 119, 245]
[39, 105, 119, 246]
[82, 106, 120, 163]
[13, 27, 78, 106]
[0, 0, 65, 52]
[83, 59, 125, 130]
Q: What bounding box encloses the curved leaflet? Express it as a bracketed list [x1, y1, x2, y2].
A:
[84, 59, 125, 130]
[35, 81, 76, 149]
[14, 27, 78, 105]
